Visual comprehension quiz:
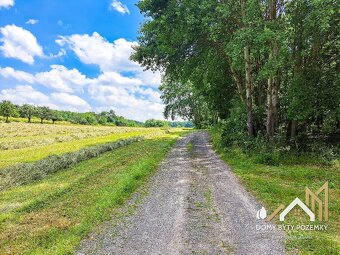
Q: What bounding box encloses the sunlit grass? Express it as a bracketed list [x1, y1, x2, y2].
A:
[0, 130, 187, 255]
[0, 123, 167, 168]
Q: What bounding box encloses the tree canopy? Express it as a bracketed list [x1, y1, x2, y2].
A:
[132, 0, 339, 145]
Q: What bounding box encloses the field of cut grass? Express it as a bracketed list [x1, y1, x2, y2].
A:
[0, 122, 166, 168]
[0, 129, 188, 255]
[210, 129, 340, 255]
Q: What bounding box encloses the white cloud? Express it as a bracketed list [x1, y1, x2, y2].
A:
[35, 65, 91, 93]
[135, 69, 162, 87]
[135, 87, 162, 103]
[45, 49, 66, 59]
[57, 20, 63, 26]
[88, 84, 163, 121]
[0, 85, 91, 112]
[0, 85, 53, 107]
[56, 32, 162, 87]
[50, 92, 91, 112]
[56, 33, 140, 72]
[0, 0, 14, 9]
[109, 0, 130, 14]
[25, 19, 39, 25]
[0, 25, 43, 64]
[0, 67, 35, 83]
[0, 65, 164, 120]
[1, 30, 165, 120]
[92, 71, 142, 87]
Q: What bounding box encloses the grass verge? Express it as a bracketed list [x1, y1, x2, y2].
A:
[0, 131, 185, 254]
[209, 128, 340, 255]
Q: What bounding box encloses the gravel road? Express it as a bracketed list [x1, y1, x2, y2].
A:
[77, 131, 286, 255]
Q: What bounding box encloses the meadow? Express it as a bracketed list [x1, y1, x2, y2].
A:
[0, 122, 165, 168]
[0, 121, 189, 254]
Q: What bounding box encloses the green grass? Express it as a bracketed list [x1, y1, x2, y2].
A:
[0, 131, 185, 255]
[209, 128, 340, 255]
[0, 127, 164, 168]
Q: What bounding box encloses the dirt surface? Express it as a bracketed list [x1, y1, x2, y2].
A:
[77, 132, 286, 255]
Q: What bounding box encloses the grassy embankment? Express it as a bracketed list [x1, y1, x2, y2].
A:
[0, 123, 188, 254]
[209, 127, 339, 255]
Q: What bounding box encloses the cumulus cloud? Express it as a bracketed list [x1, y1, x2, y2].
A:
[0, 85, 53, 107]
[0, 65, 90, 93]
[56, 32, 162, 87]
[0, 66, 35, 83]
[91, 71, 142, 87]
[0, 25, 43, 64]
[88, 84, 163, 121]
[0, 85, 91, 112]
[1, 30, 165, 120]
[56, 33, 139, 72]
[0, 0, 14, 9]
[109, 0, 130, 14]
[35, 65, 91, 93]
[50, 92, 91, 112]
[25, 19, 39, 25]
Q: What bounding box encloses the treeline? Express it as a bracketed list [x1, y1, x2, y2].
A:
[0, 100, 141, 126]
[132, 0, 339, 149]
[0, 100, 193, 128]
[144, 119, 193, 128]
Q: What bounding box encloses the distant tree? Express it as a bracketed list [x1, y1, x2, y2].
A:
[99, 110, 117, 123]
[19, 104, 36, 123]
[145, 119, 169, 127]
[70, 114, 88, 125]
[0, 100, 18, 123]
[50, 110, 63, 124]
[83, 112, 98, 125]
[37, 106, 52, 124]
[98, 116, 107, 125]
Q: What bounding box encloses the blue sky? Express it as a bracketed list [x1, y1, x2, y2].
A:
[0, 0, 163, 121]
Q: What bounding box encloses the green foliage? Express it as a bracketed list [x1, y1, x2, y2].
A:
[0, 100, 18, 122]
[133, 0, 339, 148]
[0, 100, 143, 127]
[19, 104, 37, 123]
[37, 106, 52, 123]
[144, 119, 169, 127]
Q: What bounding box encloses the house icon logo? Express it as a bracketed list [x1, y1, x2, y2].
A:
[256, 182, 329, 222]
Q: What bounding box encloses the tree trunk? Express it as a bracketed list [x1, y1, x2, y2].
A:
[227, 56, 244, 102]
[266, 70, 279, 139]
[5, 116, 9, 123]
[266, 0, 279, 140]
[244, 45, 254, 138]
[291, 120, 297, 142]
[241, 0, 254, 138]
[41, 118, 43, 124]
[28, 117, 31, 123]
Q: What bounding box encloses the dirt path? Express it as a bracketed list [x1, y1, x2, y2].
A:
[77, 132, 286, 255]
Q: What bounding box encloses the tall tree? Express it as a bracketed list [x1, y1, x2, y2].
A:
[37, 106, 52, 124]
[0, 100, 18, 123]
[19, 104, 36, 123]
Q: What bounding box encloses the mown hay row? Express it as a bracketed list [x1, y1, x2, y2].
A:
[0, 136, 144, 191]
